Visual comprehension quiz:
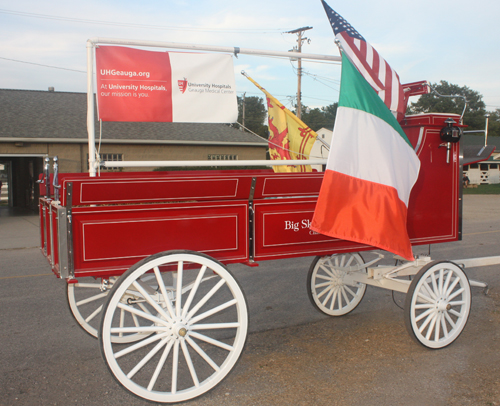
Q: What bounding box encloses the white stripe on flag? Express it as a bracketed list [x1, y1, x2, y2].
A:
[366, 45, 373, 68]
[339, 36, 381, 91]
[326, 106, 420, 205]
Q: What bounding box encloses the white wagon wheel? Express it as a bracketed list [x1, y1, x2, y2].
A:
[307, 253, 367, 316]
[99, 250, 248, 403]
[67, 275, 158, 343]
[404, 261, 471, 349]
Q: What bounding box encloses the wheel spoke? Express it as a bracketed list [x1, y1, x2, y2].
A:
[340, 286, 350, 307]
[76, 291, 107, 306]
[445, 276, 461, 297]
[321, 286, 334, 306]
[115, 332, 170, 359]
[431, 272, 439, 298]
[154, 266, 175, 319]
[418, 310, 436, 332]
[147, 339, 174, 391]
[117, 302, 168, 326]
[414, 303, 433, 310]
[448, 300, 465, 306]
[186, 279, 226, 320]
[416, 291, 434, 304]
[185, 335, 220, 372]
[84, 304, 102, 323]
[180, 339, 200, 388]
[171, 341, 180, 394]
[447, 287, 465, 302]
[343, 285, 356, 298]
[132, 280, 172, 323]
[127, 336, 171, 379]
[444, 311, 457, 328]
[449, 308, 463, 318]
[438, 269, 444, 295]
[434, 313, 441, 342]
[422, 280, 437, 300]
[175, 262, 184, 319]
[181, 265, 207, 319]
[189, 331, 234, 352]
[442, 270, 453, 296]
[415, 307, 434, 323]
[425, 314, 438, 340]
[330, 288, 338, 311]
[189, 322, 240, 330]
[319, 263, 335, 278]
[441, 313, 449, 338]
[189, 299, 237, 325]
[314, 281, 332, 289]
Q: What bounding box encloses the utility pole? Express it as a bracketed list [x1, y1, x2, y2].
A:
[240, 92, 246, 131]
[286, 26, 312, 119]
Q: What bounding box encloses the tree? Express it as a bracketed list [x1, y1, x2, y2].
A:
[237, 95, 268, 138]
[407, 81, 487, 130]
[295, 102, 338, 132]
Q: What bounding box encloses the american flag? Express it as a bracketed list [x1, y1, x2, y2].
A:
[321, 0, 405, 121]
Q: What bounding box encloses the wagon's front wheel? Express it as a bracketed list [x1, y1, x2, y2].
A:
[404, 261, 471, 349]
[99, 250, 248, 403]
[307, 253, 367, 316]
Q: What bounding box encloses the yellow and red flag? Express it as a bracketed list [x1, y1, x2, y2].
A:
[244, 74, 317, 172]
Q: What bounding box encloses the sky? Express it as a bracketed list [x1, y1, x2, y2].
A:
[1, 0, 499, 112]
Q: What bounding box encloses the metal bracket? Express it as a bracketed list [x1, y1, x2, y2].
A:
[66, 182, 75, 279]
[248, 177, 257, 262]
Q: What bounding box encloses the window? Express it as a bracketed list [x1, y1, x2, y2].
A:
[463, 165, 469, 171]
[480, 164, 489, 171]
[87, 153, 123, 170]
[207, 154, 238, 161]
[470, 164, 479, 169]
[490, 164, 498, 169]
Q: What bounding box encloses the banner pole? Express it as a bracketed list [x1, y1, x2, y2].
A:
[86, 40, 96, 177]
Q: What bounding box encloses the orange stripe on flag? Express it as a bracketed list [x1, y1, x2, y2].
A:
[311, 170, 414, 260]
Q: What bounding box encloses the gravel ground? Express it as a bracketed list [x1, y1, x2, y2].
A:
[1, 195, 499, 405]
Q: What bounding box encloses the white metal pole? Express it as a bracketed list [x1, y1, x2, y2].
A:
[101, 159, 328, 168]
[86, 40, 96, 177]
[87, 37, 341, 63]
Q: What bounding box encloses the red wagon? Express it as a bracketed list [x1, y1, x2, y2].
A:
[38, 107, 493, 402]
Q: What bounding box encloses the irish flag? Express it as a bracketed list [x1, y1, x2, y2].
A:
[310, 54, 420, 261]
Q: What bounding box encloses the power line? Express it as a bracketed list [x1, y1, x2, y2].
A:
[0, 8, 289, 34]
[0, 56, 85, 73]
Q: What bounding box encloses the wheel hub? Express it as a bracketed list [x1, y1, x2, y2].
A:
[436, 298, 449, 312]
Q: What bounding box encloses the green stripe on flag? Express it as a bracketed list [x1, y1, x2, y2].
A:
[339, 53, 412, 148]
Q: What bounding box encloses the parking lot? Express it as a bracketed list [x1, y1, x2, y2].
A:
[1, 195, 499, 405]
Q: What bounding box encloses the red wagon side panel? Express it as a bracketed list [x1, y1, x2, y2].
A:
[70, 201, 249, 278]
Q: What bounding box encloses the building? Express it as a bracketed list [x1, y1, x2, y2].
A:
[0, 88, 268, 210]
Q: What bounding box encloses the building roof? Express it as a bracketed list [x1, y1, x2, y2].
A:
[0, 88, 267, 146]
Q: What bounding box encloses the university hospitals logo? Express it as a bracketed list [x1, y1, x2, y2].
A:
[178, 77, 188, 93]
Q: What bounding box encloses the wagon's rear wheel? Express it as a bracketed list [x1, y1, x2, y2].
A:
[307, 253, 367, 316]
[99, 250, 248, 403]
[67, 276, 156, 343]
[67, 277, 111, 339]
[404, 261, 471, 349]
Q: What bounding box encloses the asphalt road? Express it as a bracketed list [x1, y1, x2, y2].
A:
[1, 195, 499, 405]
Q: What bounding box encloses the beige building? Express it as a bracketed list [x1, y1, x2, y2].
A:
[0, 88, 267, 209]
